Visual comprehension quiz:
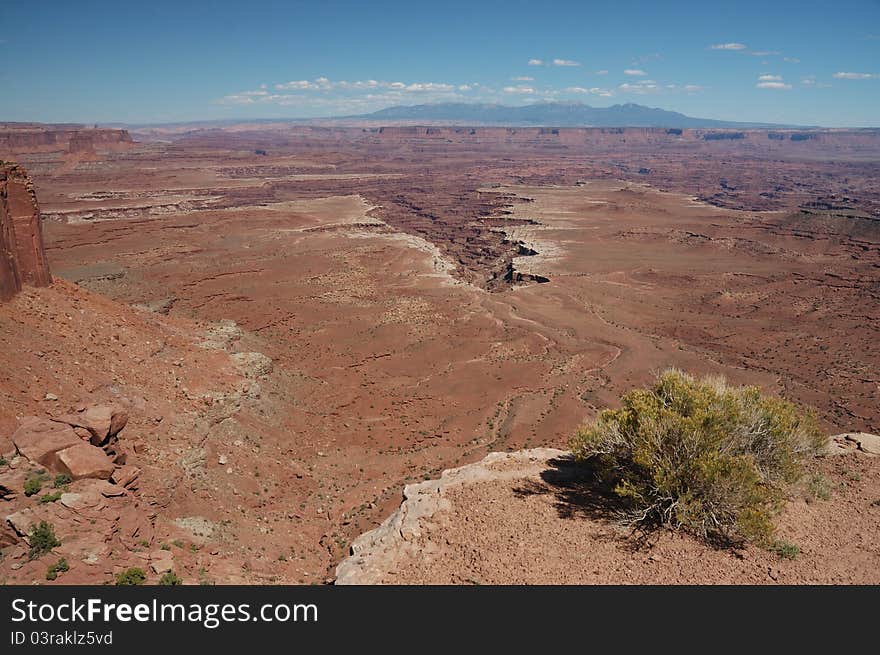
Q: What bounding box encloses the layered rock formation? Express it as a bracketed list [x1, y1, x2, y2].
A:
[0, 125, 132, 154]
[0, 163, 51, 301]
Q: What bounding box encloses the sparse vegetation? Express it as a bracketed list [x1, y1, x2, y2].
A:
[38, 491, 63, 504]
[28, 521, 61, 559]
[570, 369, 826, 546]
[772, 540, 800, 560]
[159, 571, 182, 585]
[807, 473, 832, 501]
[53, 473, 72, 488]
[24, 476, 43, 497]
[115, 567, 146, 585]
[46, 558, 69, 581]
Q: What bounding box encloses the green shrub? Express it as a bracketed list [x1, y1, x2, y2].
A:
[570, 369, 826, 546]
[115, 567, 146, 585]
[24, 476, 43, 497]
[28, 521, 61, 559]
[53, 473, 72, 488]
[46, 558, 70, 581]
[159, 571, 182, 585]
[771, 540, 800, 560]
[38, 491, 63, 504]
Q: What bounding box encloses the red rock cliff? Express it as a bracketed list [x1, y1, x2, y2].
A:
[0, 163, 51, 301]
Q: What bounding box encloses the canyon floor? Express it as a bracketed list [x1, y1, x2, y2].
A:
[1, 125, 878, 584]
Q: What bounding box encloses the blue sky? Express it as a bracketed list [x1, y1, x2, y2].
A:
[2, 0, 879, 126]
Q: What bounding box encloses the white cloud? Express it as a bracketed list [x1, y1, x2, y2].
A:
[567, 86, 614, 97]
[710, 42, 747, 50]
[756, 81, 792, 89]
[528, 58, 544, 66]
[683, 84, 706, 93]
[618, 81, 659, 94]
[624, 69, 647, 76]
[404, 82, 456, 92]
[833, 71, 878, 79]
[503, 85, 535, 94]
[783, 57, 800, 63]
[758, 74, 783, 81]
[552, 58, 581, 67]
[276, 79, 322, 90]
[750, 50, 780, 56]
[220, 76, 474, 112]
[511, 76, 534, 81]
[594, 69, 609, 75]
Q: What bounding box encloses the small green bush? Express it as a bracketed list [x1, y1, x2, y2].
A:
[38, 491, 63, 504]
[24, 477, 43, 497]
[772, 540, 800, 560]
[115, 567, 146, 585]
[53, 473, 72, 488]
[46, 558, 70, 581]
[28, 521, 61, 559]
[570, 369, 826, 545]
[159, 571, 182, 585]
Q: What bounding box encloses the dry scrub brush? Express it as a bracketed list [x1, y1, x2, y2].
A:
[570, 369, 826, 545]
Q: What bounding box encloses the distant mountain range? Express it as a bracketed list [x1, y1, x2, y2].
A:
[344, 102, 801, 129]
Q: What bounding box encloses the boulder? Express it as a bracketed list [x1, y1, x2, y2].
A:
[0, 470, 26, 500]
[95, 481, 126, 497]
[52, 404, 128, 446]
[110, 465, 141, 489]
[12, 417, 82, 469]
[827, 433, 880, 456]
[56, 443, 115, 480]
[5, 508, 40, 541]
[842, 433, 880, 456]
[0, 519, 19, 547]
[150, 550, 174, 574]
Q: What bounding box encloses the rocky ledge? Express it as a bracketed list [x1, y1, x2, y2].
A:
[335, 448, 567, 584]
[335, 434, 879, 585]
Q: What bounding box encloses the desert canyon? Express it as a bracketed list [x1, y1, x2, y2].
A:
[1, 122, 878, 584]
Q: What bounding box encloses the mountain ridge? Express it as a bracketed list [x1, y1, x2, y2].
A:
[343, 101, 807, 128]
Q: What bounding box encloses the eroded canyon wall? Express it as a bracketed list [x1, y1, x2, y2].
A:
[0, 163, 51, 301]
[0, 125, 132, 154]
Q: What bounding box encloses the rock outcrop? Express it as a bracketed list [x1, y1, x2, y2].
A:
[0, 163, 51, 301]
[335, 448, 567, 584]
[2, 400, 147, 581]
[828, 432, 880, 456]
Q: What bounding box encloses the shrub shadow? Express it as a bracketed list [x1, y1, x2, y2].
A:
[512, 455, 657, 550]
